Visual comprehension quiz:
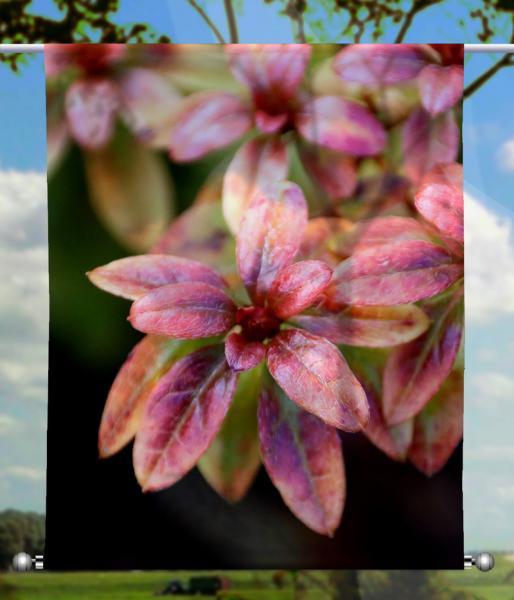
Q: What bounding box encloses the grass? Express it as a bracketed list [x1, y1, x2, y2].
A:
[2, 557, 514, 600]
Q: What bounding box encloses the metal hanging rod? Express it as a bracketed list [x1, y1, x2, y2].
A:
[1, 43, 514, 53]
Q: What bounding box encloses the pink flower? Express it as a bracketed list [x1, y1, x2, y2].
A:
[168, 45, 387, 232]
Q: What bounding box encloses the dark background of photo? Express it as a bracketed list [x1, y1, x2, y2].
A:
[45, 139, 463, 570]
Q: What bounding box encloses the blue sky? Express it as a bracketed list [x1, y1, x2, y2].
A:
[1, 1, 514, 554]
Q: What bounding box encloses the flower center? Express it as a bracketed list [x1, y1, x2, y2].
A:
[236, 306, 281, 342]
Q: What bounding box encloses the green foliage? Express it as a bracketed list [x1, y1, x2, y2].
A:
[0, 0, 169, 70]
[0, 510, 45, 570]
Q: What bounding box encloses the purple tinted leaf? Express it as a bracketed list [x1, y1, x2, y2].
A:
[225, 332, 266, 373]
[236, 181, 308, 304]
[402, 108, 459, 184]
[222, 137, 288, 234]
[292, 304, 430, 348]
[87, 255, 226, 300]
[296, 96, 386, 156]
[299, 145, 357, 202]
[415, 162, 463, 245]
[129, 282, 236, 339]
[383, 298, 463, 425]
[133, 345, 237, 491]
[99, 336, 203, 458]
[267, 329, 369, 431]
[65, 78, 118, 149]
[169, 91, 252, 161]
[325, 240, 463, 308]
[268, 260, 333, 320]
[408, 369, 463, 476]
[418, 64, 464, 116]
[198, 366, 262, 502]
[333, 44, 430, 84]
[258, 378, 345, 536]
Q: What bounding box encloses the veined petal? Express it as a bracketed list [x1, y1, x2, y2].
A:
[98, 336, 204, 458]
[364, 382, 414, 462]
[65, 78, 119, 149]
[87, 255, 226, 300]
[225, 332, 266, 373]
[118, 67, 183, 147]
[296, 96, 386, 156]
[198, 367, 262, 502]
[222, 137, 288, 234]
[325, 240, 463, 308]
[415, 162, 463, 245]
[402, 108, 459, 184]
[418, 64, 464, 116]
[227, 44, 311, 110]
[258, 378, 345, 536]
[383, 299, 463, 425]
[408, 369, 463, 476]
[133, 345, 237, 491]
[236, 181, 308, 304]
[333, 44, 429, 85]
[267, 260, 333, 320]
[266, 329, 369, 431]
[129, 282, 236, 339]
[292, 305, 430, 348]
[299, 145, 357, 202]
[169, 91, 252, 161]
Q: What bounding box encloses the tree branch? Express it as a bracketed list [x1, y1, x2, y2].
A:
[187, 0, 226, 43]
[463, 53, 514, 99]
[394, 0, 442, 43]
[224, 0, 239, 43]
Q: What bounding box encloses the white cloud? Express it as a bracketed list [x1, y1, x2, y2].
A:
[498, 138, 514, 171]
[0, 170, 48, 512]
[465, 191, 514, 322]
[470, 370, 514, 401]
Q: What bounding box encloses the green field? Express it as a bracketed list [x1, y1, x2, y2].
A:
[2, 557, 514, 600]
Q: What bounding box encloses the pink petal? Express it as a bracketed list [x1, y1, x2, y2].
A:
[415, 162, 463, 245]
[299, 145, 357, 202]
[267, 329, 369, 431]
[152, 201, 236, 279]
[169, 91, 252, 161]
[129, 282, 236, 339]
[258, 378, 345, 536]
[65, 78, 119, 149]
[364, 382, 414, 462]
[225, 332, 266, 373]
[418, 64, 464, 116]
[133, 345, 237, 491]
[222, 137, 288, 234]
[402, 108, 459, 184]
[198, 367, 262, 502]
[98, 335, 202, 458]
[325, 240, 463, 308]
[292, 304, 430, 348]
[383, 300, 463, 425]
[236, 181, 308, 304]
[296, 96, 386, 156]
[408, 369, 463, 476]
[87, 255, 227, 300]
[255, 110, 288, 134]
[118, 67, 182, 147]
[333, 44, 429, 85]
[267, 260, 333, 320]
[227, 44, 311, 110]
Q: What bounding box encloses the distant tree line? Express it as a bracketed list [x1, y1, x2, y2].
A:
[0, 510, 45, 570]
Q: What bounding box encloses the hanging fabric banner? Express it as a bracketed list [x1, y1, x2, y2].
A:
[44, 43, 464, 569]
